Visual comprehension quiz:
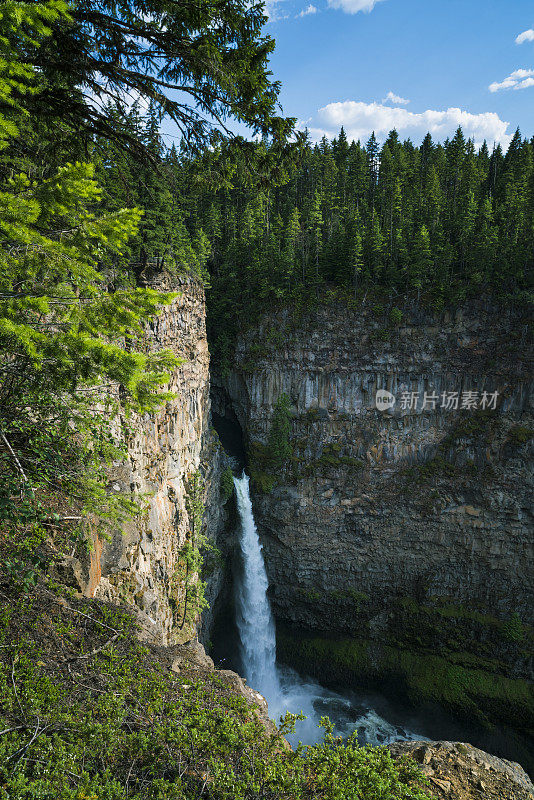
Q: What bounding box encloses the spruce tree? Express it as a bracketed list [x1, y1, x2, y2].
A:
[29, 0, 296, 153]
[0, 0, 180, 576]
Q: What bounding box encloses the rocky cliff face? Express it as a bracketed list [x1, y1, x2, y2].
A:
[215, 299, 533, 741]
[65, 272, 225, 645]
[388, 740, 534, 800]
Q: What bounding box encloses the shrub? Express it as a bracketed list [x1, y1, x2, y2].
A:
[390, 306, 403, 325]
[220, 466, 235, 503]
[508, 425, 533, 446]
[0, 590, 433, 800]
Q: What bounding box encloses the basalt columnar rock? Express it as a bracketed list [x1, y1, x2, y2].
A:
[63, 272, 226, 645]
[214, 299, 533, 741]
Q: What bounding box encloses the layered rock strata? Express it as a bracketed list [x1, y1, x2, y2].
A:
[215, 299, 533, 742]
[65, 272, 225, 644]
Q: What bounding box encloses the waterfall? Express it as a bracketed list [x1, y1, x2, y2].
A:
[233, 473, 281, 703]
[232, 471, 427, 746]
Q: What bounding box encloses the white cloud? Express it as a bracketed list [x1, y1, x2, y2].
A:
[297, 3, 318, 16]
[489, 68, 534, 92]
[382, 90, 409, 105]
[300, 100, 512, 149]
[264, 1, 288, 22]
[327, 0, 386, 14]
[516, 28, 534, 44]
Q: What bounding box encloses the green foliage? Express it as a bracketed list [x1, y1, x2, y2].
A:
[0, 6, 179, 586]
[249, 465, 276, 495]
[402, 456, 460, 485]
[502, 613, 525, 643]
[298, 587, 322, 603]
[0, 0, 69, 147]
[93, 107, 214, 279]
[332, 589, 369, 609]
[250, 394, 293, 492]
[172, 472, 209, 633]
[195, 128, 534, 368]
[0, 592, 432, 800]
[220, 466, 235, 504]
[28, 0, 296, 154]
[292, 442, 364, 480]
[508, 425, 533, 445]
[389, 306, 403, 325]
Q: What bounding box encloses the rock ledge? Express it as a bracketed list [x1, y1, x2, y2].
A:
[389, 739, 534, 799]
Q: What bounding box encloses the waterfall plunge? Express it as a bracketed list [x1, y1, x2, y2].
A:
[233, 472, 428, 746]
[233, 474, 281, 704]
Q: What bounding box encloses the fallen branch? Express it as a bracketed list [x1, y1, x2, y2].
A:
[0, 725, 28, 736]
[48, 597, 119, 634]
[7, 718, 52, 766]
[64, 632, 120, 663]
[1, 432, 28, 498]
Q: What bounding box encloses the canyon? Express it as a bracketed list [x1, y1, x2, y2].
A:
[63, 274, 533, 791]
[215, 297, 533, 766]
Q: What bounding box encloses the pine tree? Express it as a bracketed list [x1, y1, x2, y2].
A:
[349, 213, 364, 295]
[409, 225, 433, 297]
[366, 132, 380, 211]
[309, 190, 323, 286]
[29, 0, 296, 154]
[365, 212, 384, 282]
[284, 207, 302, 289]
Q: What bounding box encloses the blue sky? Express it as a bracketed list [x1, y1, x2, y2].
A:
[260, 0, 534, 150]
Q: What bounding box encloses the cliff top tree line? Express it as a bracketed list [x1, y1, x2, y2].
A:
[92, 111, 533, 370]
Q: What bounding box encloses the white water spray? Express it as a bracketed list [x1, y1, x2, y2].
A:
[233, 472, 427, 746]
[233, 474, 281, 702]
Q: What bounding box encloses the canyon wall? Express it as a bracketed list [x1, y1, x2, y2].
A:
[64, 272, 226, 645]
[215, 298, 533, 740]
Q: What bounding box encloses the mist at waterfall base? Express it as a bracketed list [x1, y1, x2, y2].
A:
[208, 445, 533, 768]
[231, 473, 428, 748]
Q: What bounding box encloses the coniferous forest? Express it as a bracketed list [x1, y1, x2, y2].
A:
[94, 112, 534, 369]
[0, 1, 532, 797]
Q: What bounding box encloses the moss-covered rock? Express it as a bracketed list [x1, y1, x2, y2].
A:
[277, 628, 534, 738]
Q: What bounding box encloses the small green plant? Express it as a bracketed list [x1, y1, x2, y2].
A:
[299, 587, 322, 603]
[390, 306, 403, 325]
[508, 425, 533, 446]
[333, 588, 369, 607]
[220, 466, 234, 503]
[502, 612, 525, 643]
